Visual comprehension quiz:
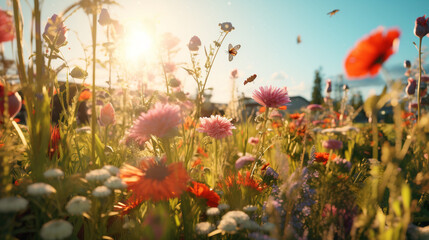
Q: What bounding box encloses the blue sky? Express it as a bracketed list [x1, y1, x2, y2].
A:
[2, 0, 429, 103]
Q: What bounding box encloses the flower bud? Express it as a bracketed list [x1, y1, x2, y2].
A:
[188, 36, 201, 51]
[169, 78, 181, 88]
[404, 60, 411, 69]
[70, 66, 88, 79]
[43, 14, 67, 47]
[405, 77, 417, 95]
[0, 83, 22, 120]
[98, 8, 111, 26]
[100, 103, 115, 126]
[414, 15, 429, 38]
[325, 79, 332, 94]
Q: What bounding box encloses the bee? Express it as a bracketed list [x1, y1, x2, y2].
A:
[297, 35, 301, 44]
[228, 43, 241, 61]
[327, 9, 339, 17]
[244, 74, 257, 85]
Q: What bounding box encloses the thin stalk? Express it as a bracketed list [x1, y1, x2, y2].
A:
[417, 37, 422, 122]
[372, 114, 378, 160]
[90, 6, 98, 164]
[250, 107, 270, 177]
[34, 0, 44, 91]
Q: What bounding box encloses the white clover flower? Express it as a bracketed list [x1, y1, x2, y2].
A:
[102, 165, 119, 175]
[195, 222, 214, 235]
[43, 168, 64, 179]
[217, 203, 230, 211]
[222, 210, 249, 225]
[206, 207, 220, 216]
[40, 219, 73, 240]
[92, 186, 112, 198]
[122, 219, 136, 229]
[0, 196, 28, 213]
[85, 169, 111, 182]
[104, 176, 127, 189]
[241, 219, 260, 231]
[261, 222, 276, 232]
[243, 205, 258, 213]
[218, 218, 237, 233]
[65, 196, 91, 215]
[28, 183, 56, 196]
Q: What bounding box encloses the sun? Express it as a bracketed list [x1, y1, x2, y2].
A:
[124, 30, 152, 60]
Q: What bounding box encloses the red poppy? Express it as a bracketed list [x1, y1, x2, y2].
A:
[278, 106, 287, 110]
[259, 106, 266, 113]
[187, 181, 220, 207]
[314, 152, 337, 165]
[48, 125, 60, 160]
[114, 200, 141, 216]
[78, 89, 92, 101]
[345, 27, 400, 79]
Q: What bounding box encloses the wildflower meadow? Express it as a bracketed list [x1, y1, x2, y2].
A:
[1, 0, 429, 239]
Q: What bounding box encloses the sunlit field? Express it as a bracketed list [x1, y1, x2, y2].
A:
[1, 0, 429, 239]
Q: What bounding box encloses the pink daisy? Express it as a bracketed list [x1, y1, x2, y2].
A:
[235, 155, 256, 170]
[129, 103, 182, 143]
[307, 104, 323, 111]
[198, 115, 235, 139]
[252, 86, 291, 108]
[247, 137, 259, 145]
[322, 139, 343, 150]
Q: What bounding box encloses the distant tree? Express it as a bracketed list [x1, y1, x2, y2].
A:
[311, 69, 323, 104]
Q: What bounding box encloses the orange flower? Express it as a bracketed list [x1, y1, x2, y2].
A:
[183, 116, 196, 130]
[187, 181, 220, 207]
[78, 89, 92, 101]
[314, 152, 337, 165]
[191, 158, 204, 170]
[120, 157, 189, 202]
[114, 200, 141, 216]
[197, 146, 209, 158]
[278, 106, 287, 110]
[290, 113, 304, 119]
[345, 27, 400, 79]
[259, 106, 266, 113]
[221, 171, 265, 192]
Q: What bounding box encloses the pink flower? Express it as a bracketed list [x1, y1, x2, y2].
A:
[164, 62, 176, 73]
[421, 75, 429, 83]
[325, 79, 332, 94]
[252, 86, 291, 108]
[100, 103, 115, 126]
[414, 15, 429, 38]
[43, 14, 67, 47]
[269, 110, 282, 119]
[405, 77, 417, 96]
[0, 83, 21, 120]
[0, 9, 14, 43]
[248, 137, 259, 145]
[307, 104, 323, 111]
[198, 115, 235, 139]
[235, 155, 256, 170]
[230, 69, 239, 79]
[98, 8, 111, 26]
[322, 139, 343, 150]
[161, 32, 180, 50]
[188, 36, 201, 51]
[129, 103, 182, 143]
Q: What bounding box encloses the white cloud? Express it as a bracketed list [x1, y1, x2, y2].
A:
[271, 71, 288, 81]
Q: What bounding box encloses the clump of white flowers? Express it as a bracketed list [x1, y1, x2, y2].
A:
[0, 196, 28, 213]
[40, 219, 73, 240]
[92, 186, 112, 198]
[65, 196, 91, 215]
[243, 205, 258, 213]
[102, 165, 120, 175]
[218, 218, 237, 233]
[104, 176, 127, 189]
[222, 210, 249, 225]
[195, 222, 214, 235]
[206, 207, 220, 216]
[85, 169, 111, 182]
[43, 168, 64, 179]
[27, 183, 56, 196]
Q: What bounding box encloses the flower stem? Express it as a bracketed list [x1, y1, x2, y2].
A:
[250, 107, 270, 177]
[417, 37, 423, 122]
[91, 5, 98, 165]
